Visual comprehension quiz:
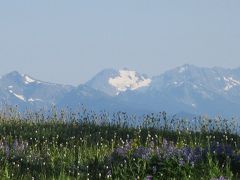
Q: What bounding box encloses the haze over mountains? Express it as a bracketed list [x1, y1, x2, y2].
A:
[1, 64, 240, 117]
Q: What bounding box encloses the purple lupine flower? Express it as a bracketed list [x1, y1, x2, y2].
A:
[215, 145, 224, 155]
[114, 147, 128, 158]
[5, 143, 10, 158]
[159, 139, 204, 167]
[193, 147, 203, 161]
[161, 140, 179, 160]
[132, 146, 151, 160]
[193, 146, 202, 156]
[210, 176, 228, 180]
[113, 141, 132, 158]
[224, 144, 233, 157]
[181, 146, 192, 161]
[209, 143, 233, 157]
[219, 177, 228, 180]
[13, 139, 19, 151]
[180, 146, 203, 167]
[146, 175, 153, 180]
[13, 139, 28, 154]
[163, 138, 168, 147]
[234, 155, 240, 161]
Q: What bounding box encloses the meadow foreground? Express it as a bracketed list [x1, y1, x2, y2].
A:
[0, 110, 239, 179]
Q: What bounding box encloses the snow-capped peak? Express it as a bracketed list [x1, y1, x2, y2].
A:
[24, 75, 36, 84]
[3, 71, 42, 85]
[109, 69, 151, 94]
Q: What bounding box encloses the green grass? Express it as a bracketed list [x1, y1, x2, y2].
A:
[0, 109, 239, 179]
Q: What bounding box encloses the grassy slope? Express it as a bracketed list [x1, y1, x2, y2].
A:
[0, 111, 239, 179]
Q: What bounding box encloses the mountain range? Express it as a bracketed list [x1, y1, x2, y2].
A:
[1, 64, 240, 118]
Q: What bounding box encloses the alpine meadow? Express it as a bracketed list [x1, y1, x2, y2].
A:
[1, 1, 240, 179]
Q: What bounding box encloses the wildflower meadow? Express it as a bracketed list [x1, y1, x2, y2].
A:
[0, 107, 239, 179]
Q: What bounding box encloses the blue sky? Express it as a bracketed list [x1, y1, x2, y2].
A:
[0, 0, 240, 85]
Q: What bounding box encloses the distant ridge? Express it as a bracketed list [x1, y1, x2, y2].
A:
[1, 65, 240, 117]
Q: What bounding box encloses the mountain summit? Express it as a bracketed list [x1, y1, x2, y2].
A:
[0, 71, 73, 109]
[0, 65, 240, 117]
[86, 68, 151, 96]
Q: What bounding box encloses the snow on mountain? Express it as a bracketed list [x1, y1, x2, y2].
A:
[9, 89, 26, 102]
[223, 77, 240, 91]
[24, 75, 37, 84]
[140, 64, 240, 116]
[178, 66, 188, 73]
[86, 68, 151, 96]
[109, 69, 151, 94]
[1, 65, 240, 117]
[0, 71, 74, 110]
[28, 98, 42, 102]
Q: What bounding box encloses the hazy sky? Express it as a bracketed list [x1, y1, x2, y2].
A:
[0, 1, 240, 85]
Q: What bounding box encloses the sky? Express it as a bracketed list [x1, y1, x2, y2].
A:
[0, 0, 240, 85]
